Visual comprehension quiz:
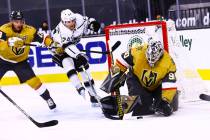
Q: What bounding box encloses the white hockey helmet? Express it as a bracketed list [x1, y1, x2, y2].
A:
[146, 38, 163, 67]
[61, 9, 76, 22]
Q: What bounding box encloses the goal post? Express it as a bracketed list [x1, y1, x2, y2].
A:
[104, 20, 209, 102]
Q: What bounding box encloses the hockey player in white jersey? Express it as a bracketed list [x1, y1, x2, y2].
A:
[40, 9, 101, 106]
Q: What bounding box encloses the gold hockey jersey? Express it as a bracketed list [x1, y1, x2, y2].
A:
[116, 43, 176, 92]
[0, 22, 36, 63]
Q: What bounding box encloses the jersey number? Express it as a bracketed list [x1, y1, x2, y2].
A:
[168, 73, 176, 80]
[62, 37, 71, 43]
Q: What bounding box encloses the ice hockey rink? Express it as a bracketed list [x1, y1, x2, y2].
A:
[1, 81, 210, 140]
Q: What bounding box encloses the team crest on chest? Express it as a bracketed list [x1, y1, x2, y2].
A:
[11, 47, 24, 55]
[141, 69, 157, 87]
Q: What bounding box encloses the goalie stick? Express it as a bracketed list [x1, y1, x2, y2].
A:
[199, 94, 210, 101]
[0, 89, 58, 128]
[105, 41, 125, 120]
[81, 41, 121, 108]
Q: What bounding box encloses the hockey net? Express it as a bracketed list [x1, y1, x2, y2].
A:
[105, 21, 209, 102]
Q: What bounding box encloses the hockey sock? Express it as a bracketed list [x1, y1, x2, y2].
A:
[67, 69, 85, 93]
[40, 90, 51, 101]
[36, 84, 51, 100]
[80, 69, 96, 95]
[83, 79, 95, 95]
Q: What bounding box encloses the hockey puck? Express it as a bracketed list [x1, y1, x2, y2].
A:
[137, 116, 143, 119]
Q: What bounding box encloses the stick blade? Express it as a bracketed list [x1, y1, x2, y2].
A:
[200, 94, 210, 101]
[36, 120, 58, 128]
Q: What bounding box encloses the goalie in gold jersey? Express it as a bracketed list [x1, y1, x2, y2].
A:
[100, 39, 178, 117]
[0, 11, 56, 110]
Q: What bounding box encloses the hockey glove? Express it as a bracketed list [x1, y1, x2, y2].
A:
[49, 42, 64, 55]
[54, 47, 64, 55]
[8, 37, 24, 48]
[75, 53, 88, 66]
[88, 21, 100, 32]
[44, 35, 53, 47]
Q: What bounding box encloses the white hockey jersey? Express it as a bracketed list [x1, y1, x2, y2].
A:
[51, 13, 93, 45]
[51, 13, 95, 58]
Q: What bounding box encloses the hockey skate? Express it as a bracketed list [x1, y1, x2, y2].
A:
[89, 94, 101, 107]
[46, 98, 56, 110]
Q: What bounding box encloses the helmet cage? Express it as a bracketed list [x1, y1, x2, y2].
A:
[146, 41, 163, 67]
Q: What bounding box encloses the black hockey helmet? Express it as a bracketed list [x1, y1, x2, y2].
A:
[10, 10, 24, 20]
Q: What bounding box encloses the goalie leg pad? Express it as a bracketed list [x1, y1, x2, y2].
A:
[100, 95, 140, 117]
[126, 71, 155, 115]
[101, 96, 118, 115]
[170, 92, 179, 111]
[100, 71, 126, 93]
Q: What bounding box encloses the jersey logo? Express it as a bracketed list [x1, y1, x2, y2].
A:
[141, 69, 157, 87]
[11, 47, 24, 55]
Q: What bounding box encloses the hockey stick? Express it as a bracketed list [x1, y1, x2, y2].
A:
[200, 94, 210, 101]
[25, 41, 120, 54]
[81, 41, 121, 108]
[106, 41, 124, 120]
[0, 89, 58, 128]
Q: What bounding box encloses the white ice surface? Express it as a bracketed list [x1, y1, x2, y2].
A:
[0, 81, 210, 140]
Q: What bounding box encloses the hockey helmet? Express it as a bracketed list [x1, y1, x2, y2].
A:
[146, 38, 163, 67]
[10, 11, 24, 20]
[61, 9, 76, 23]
